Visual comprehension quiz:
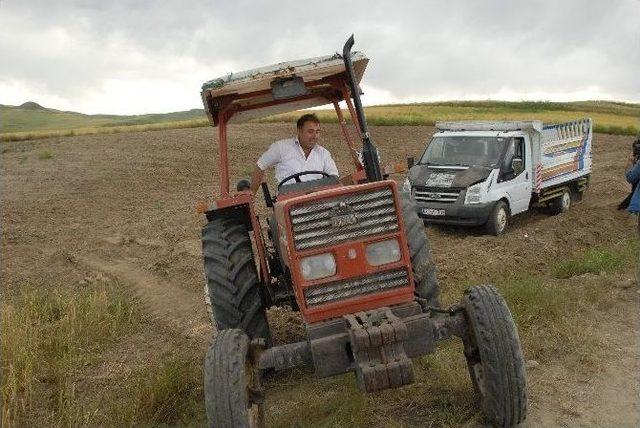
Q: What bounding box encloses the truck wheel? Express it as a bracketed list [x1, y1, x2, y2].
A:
[548, 188, 571, 215]
[485, 201, 509, 236]
[401, 196, 440, 305]
[202, 217, 272, 346]
[462, 285, 527, 427]
[204, 329, 265, 428]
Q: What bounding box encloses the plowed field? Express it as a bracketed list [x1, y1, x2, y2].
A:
[2, 123, 638, 426]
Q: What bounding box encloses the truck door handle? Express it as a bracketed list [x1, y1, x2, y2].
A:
[526, 172, 529, 180]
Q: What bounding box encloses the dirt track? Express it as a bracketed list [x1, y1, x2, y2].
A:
[2, 123, 639, 426]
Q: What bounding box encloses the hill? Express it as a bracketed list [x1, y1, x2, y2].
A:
[1, 100, 638, 142]
[0, 103, 206, 133]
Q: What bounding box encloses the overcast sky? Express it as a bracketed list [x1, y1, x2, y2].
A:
[1, 0, 638, 115]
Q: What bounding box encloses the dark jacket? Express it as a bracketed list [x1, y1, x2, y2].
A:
[625, 161, 640, 213]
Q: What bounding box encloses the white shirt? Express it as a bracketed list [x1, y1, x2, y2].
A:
[256, 138, 339, 183]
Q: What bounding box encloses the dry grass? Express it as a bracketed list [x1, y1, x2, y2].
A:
[107, 357, 204, 427]
[1, 283, 136, 426]
[261, 104, 639, 136]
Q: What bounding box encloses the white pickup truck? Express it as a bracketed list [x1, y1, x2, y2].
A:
[404, 119, 592, 235]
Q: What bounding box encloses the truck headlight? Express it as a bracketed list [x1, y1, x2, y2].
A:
[464, 183, 484, 205]
[365, 239, 401, 266]
[301, 253, 336, 281]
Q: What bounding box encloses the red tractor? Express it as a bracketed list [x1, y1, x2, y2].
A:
[199, 36, 527, 427]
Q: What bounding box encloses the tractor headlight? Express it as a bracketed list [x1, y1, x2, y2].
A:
[301, 253, 336, 281]
[464, 183, 484, 205]
[365, 239, 401, 266]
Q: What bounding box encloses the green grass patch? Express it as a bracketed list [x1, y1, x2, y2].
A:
[1, 283, 137, 426]
[38, 150, 53, 160]
[496, 275, 600, 364]
[551, 241, 637, 279]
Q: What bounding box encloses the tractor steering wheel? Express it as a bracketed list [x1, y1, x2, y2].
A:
[277, 170, 333, 190]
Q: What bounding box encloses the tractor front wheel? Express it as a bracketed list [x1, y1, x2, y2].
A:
[204, 329, 264, 428]
[462, 285, 527, 427]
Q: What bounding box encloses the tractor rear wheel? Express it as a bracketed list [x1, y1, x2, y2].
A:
[202, 217, 272, 346]
[401, 196, 440, 306]
[204, 329, 264, 428]
[462, 285, 527, 427]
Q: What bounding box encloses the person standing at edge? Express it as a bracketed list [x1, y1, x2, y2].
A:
[625, 140, 640, 235]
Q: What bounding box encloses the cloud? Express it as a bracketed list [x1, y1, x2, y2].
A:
[1, 0, 638, 114]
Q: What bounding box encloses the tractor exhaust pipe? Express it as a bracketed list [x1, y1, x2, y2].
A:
[342, 35, 383, 182]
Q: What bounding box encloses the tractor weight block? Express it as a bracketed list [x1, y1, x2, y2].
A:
[345, 308, 415, 393]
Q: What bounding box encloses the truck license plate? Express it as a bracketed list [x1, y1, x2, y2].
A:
[423, 208, 445, 216]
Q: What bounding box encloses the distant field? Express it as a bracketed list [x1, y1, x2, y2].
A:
[2, 100, 638, 141]
[260, 101, 640, 136]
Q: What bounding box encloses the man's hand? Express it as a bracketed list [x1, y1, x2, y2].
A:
[249, 165, 265, 194]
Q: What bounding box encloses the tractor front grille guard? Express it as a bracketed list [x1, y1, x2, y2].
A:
[290, 187, 398, 251]
[304, 268, 408, 307]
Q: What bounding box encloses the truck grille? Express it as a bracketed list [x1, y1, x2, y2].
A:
[304, 269, 409, 307]
[413, 186, 461, 204]
[290, 187, 398, 251]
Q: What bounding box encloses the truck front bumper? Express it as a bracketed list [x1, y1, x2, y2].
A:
[415, 200, 495, 226]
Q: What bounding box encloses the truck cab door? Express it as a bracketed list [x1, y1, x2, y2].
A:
[495, 137, 532, 215]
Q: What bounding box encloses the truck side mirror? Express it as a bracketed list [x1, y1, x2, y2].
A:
[511, 158, 524, 175]
[407, 156, 415, 169]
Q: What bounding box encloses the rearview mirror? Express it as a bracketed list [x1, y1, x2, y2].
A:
[511, 158, 524, 174]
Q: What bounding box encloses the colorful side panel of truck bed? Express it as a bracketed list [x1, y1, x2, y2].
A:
[537, 118, 592, 191]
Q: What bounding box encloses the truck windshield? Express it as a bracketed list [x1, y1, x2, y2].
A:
[419, 136, 508, 168]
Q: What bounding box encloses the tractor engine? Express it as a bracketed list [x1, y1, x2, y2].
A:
[274, 181, 415, 323]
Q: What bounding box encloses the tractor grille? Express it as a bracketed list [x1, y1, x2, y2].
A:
[413, 186, 462, 204]
[289, 187, 399, 251]
[304, 269, 409, 307]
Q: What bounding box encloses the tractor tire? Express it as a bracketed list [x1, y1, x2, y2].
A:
[400, 195, 440, 306]
[485, 200, 509, 236]
[202, 217, 272, 346]
[462, 285, 527, 427]
[548, 188, 571, 215]
[204, 329, 264, 428]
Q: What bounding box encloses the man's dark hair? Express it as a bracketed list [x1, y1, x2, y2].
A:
[297, 113, 320, 129]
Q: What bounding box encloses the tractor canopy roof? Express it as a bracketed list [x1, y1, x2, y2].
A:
[200, 52, 368, 126]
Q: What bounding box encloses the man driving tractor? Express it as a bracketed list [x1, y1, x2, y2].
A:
[249, 113, 339, 193]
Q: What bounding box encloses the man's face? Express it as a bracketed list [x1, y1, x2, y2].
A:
[297, 121, 320, 150]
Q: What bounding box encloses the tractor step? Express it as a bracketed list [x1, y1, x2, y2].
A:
[344, 307, 415, 393]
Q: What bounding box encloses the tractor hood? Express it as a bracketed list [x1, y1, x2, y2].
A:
[201, 52, 368, 126]
[408, 165, 493, 188]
